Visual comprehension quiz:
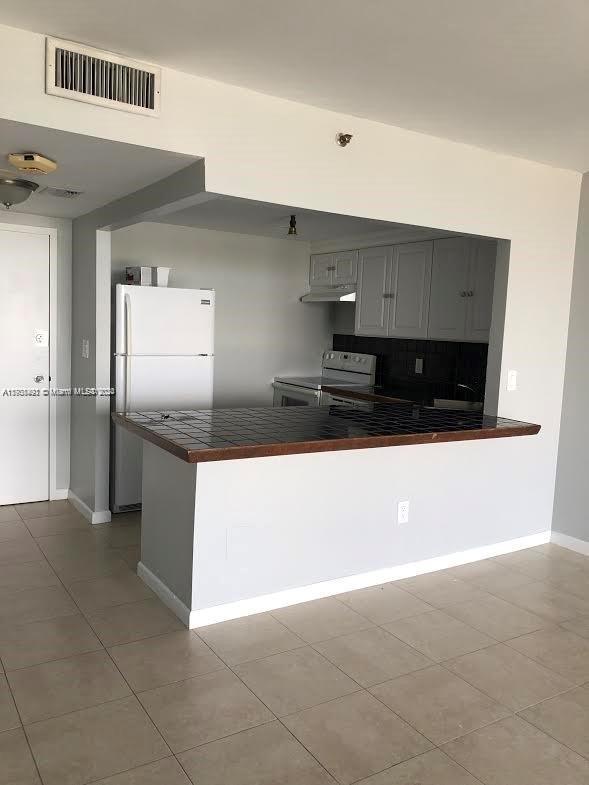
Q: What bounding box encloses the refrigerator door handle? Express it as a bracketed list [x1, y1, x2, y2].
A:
[124, 294, 132, 356]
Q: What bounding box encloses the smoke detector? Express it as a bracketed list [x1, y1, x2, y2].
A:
[8, 153, 58, 176]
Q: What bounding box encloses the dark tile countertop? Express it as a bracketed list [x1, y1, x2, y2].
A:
[112, 404, 540, 464]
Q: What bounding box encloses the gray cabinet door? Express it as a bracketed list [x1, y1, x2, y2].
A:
[428, 237, 470, 340]
[310, 253, 333, 286]
[333, 250, 358, 285]
[389, 241, 433, 338]
[355, 246, 393, 337]
[466, 240, 496, 342]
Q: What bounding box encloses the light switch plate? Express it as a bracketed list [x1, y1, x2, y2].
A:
[81, 338, 90, 359]
[415, 358, 424, 374]
[507, 369, 517, 391]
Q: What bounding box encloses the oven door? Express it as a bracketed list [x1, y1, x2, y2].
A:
[272, 382, 321, 407]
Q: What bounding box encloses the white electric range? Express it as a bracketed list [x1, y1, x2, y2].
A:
[273, 351, 377, 407]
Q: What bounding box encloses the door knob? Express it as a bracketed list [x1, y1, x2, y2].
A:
[34, 375, 44, 383]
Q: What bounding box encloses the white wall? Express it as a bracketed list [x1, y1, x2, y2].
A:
[111, 223, 332, 406]
[0, 212, 71, 496]
[0, 22, 581, 541]
[553, 173, 589, 542]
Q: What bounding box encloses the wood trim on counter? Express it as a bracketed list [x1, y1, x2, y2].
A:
[112, 412, 540, 465]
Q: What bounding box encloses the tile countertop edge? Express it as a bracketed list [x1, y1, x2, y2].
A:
[112, 412, 541, 465]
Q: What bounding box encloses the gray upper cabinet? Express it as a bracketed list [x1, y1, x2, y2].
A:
[428, 237, 471, 340]
[388, 242, 433, 338]
[310, 250, 358, 287]
[355, 246, 393, 336]
[428, 237, 496, 342]
[355, 242, 433, 338]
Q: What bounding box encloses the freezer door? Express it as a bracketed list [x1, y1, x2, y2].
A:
[115, 284, 214, 356]
[116, 355, 214, 411]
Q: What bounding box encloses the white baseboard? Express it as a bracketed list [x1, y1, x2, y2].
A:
[551, 531, 589, 556]
[50, 488, 69, 501]
[140, 530, 550, 630]
[137, 562, 191, 626]
[68, 491, 112, 525]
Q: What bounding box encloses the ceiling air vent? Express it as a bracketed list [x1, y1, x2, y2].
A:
[45, 37, 160, 116]
[43, 186, 84, 199]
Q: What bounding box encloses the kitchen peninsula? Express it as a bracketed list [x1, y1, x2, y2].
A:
[113, 404, 540, 628]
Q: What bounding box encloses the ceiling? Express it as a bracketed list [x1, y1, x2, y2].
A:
[0, 119, 196, 218]
[156, 195, 456, 245]
[1, 1, 588, 170]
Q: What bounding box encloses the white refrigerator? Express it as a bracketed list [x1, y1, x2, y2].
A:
[112, 284, 215, 512]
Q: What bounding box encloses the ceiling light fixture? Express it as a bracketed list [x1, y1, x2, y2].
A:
[0, 178, 39, 209]
[287, 214, 297, 237]
[336, 132, 353, 147]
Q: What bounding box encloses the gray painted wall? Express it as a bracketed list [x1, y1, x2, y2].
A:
[553, 173, 589, 542]
[111, 222, 333, 407]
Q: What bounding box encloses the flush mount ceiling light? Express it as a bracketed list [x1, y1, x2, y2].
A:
[0, 178, 39, 209]
[287, 214, 297, 237]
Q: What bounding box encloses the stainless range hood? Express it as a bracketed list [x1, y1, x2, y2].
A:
[300, 286, 356, 303]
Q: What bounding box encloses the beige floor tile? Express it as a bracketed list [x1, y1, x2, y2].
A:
[109, 630, 225, 691]
[26, 695, 170, 785]
[272, 598, 373, 643]
[395, 573, 491, 608]
[444, 594, 548, 641]
[283, 691, 432, 785]
[443, 715, 589, 785]
[561, 613, 589, 639]
[16, 500, 75, 520]
[178, 720, 335, 785]
[0, 728, 41, 785]
[138, 669, 273, 752]
[234, 646, 358, 716]
[0, 519, 33, 543]
[337, 583, 433, 624]
[519, 684, 589, 759]
[556, 571, 589, 602]
[384, 610, 494, 662]
[197, 612, 305, 665]
[100, 524, 141, 549]
[489, 580, 589, 622]
[0, 674, 20, 732]
[93, 757, 190, 785]
[508, 627, 589, 683]
[370, 665, 509, 745]
[445, 642, 573, 710]
[85, 598, 184, 647]
[495, 550, 586, 584]
[25, 513, 89, 538]
[0, 505, 20, 524]
[47, 548, 131, 583]
[116, 544, 141, 569]
[36, 529, 109, 558]
[533, 544, 589, 565]
[355, 748, 482, 785]
[0, 560, 59, 591]
[67, 571, 153, 612]
[450, 559, 532, 592]
[315, 626, 432, 688]
[0, 585, 78, 625]
[0, 537, 44, 565]
[8, 650, 131, 723]
[0, 614, 102, 671]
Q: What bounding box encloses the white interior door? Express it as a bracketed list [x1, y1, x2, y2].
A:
[0, 229, 50, 505]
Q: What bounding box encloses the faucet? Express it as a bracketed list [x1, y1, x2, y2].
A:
[457, 382, 481, 400]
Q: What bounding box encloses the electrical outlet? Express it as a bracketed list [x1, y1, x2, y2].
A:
[507, 369, 517, 391]
[415, 358, 424, 374]
[81, 339, 90, 359]
[398, 500, 410, 525]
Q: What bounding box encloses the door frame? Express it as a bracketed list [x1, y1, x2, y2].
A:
[0, 222, 64, 501]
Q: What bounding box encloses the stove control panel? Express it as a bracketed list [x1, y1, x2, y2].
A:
[322, 351, 377, 375]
